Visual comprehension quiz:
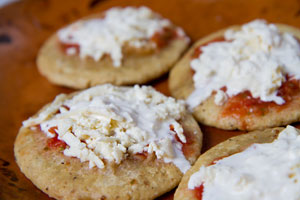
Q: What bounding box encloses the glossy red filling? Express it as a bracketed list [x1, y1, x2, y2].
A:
[194, 183, 204, 200]
[192, 157, 225, 200]
[192, 37, 225, 59]
[60, 43, 80, 55]
[150, 27, 178, 48]
[169, 124, 193, 157]
[46, 126, 67, 149]
[221, 77, 300, 118]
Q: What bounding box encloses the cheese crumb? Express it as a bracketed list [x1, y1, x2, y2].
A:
[214, 90, 228, 106]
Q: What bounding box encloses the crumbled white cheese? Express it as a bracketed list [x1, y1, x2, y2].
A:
[23, 84, 191, 173]
[188, 125, 300, 200]
[187, 20, 300, 109]
[58, 6, 183, 67]
[214, 90, 228, 106]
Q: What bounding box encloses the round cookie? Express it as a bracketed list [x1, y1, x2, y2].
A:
[169, 23, 300, 131]
[37, 7, 189, 89]
[174, 127, 285, 200]
[14, 85, 202, 200]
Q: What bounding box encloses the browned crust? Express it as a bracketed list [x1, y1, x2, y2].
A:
[174, 127, 285, 200]
[37, 13, 189, 89]
[169, 24, 300, 131]
[14, 92, 202, 200]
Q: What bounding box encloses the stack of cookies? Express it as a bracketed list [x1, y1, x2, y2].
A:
[14, 6, 300, 200]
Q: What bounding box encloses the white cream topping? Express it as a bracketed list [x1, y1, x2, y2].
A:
[58, 6, 181, 67]
[188, 125, 300, 200]
[23, 84, 191, 173]
[187, 20, 300, 109]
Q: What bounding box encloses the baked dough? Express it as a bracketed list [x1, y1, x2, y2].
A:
[37, 12, 189, 89]
[14, 91, 202, 200]
[174, 127, 284, 200]
[169, 24, 300, 131]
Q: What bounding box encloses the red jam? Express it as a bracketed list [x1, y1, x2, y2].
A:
[194, 183, 204, 200]
[46, 126, 67, 149]
[192, 37, 225, 59]
[221, 77, 300, 119]
[208, 156, 228, 166]
[169, 124, 193, 157]
[60, 42, 80, 55]
[192, 157, 224, 200]
[150, 27, 178, 48]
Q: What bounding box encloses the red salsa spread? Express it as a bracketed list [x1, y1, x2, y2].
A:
[192, 37, 225, 59]
[194, 183, 204, 200]
[192, 156, 227, 200]
[46, 126, 67, 150]
[150, 27, 178, 48]
[60, 43, 80, 55]
[221, 77, 300, 118]
[170, 124, 194, 157]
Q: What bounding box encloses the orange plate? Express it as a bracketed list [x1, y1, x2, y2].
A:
[1, 0, 300, 199]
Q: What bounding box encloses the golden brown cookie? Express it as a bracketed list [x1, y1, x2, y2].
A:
[174, 127, 285, 200]
[37, 7, 189, 89]
[169, 23, 300, 131]
[14, 85, 202, 200]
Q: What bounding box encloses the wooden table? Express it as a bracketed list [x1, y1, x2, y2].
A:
[1, 0, 300, 199]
